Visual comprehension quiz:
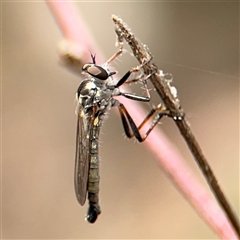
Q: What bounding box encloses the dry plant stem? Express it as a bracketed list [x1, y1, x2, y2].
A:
[45, 1, 238, 238]
[112, 15, 239, 237]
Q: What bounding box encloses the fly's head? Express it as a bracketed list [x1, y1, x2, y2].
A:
[82, 54, 116, 81]
[82, 63, 109, 80]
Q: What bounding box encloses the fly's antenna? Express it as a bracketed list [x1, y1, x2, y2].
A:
[90, 53, 96, 64]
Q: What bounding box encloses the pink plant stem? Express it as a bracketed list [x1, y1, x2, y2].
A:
[46, 1, 238, 239]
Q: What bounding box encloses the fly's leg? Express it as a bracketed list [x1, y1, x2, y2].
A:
[115, 56, 154, 87]
[110, 60, 178, 142]
[111, 62, 156, 104]
[106, 33, 153, 71]
[106, 40, 124, 64]
[118, 70, 158, 103]
[117, 103, 172, 142]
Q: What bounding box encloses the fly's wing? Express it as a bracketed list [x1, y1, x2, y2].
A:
[74, 109, 93, 206]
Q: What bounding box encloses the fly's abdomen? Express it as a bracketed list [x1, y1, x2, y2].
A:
[87, 124, 101, 223]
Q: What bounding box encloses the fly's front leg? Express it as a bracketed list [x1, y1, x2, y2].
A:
[115, 54, 155, 88]
[115, 101, 171, 142]
[112, 59, 156, 103]
[106, 22, 129, 64]
[106, 40, 124, 64]
[114, 67, 157, 103]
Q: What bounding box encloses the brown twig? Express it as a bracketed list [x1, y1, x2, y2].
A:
[112, 14, 240, 237]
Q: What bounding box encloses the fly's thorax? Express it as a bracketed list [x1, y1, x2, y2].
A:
[77, 76, 115, 114]
[77, 80, 96, 107]
[111, 87, 121, 96]
[95, 87, 112, 104]
[77, 79, 96, 96]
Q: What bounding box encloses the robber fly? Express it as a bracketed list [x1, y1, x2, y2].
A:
[74, 51, 170, 223]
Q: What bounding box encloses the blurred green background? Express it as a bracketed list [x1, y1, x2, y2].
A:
[2, 1, 239, 239]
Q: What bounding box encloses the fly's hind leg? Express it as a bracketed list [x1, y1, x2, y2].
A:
[112, 98, 172, 142]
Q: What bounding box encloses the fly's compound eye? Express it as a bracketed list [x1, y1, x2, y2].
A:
[82, 64, 109, 80]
